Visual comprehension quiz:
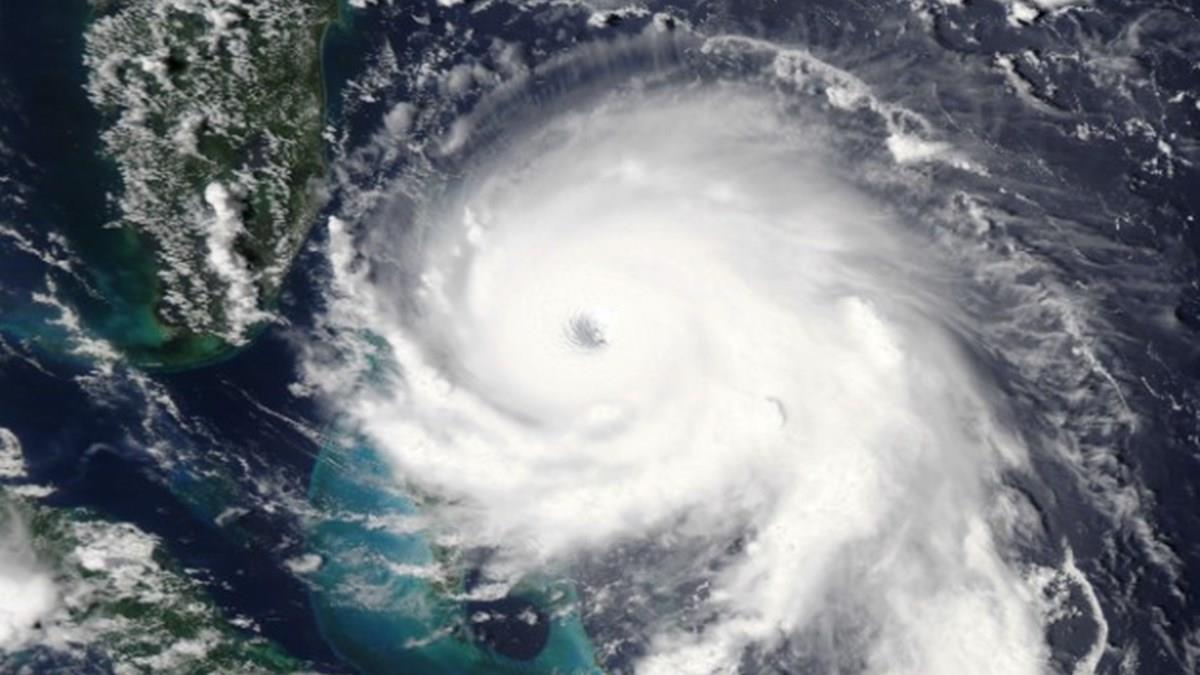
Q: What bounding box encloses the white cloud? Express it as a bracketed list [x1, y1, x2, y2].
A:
[0, 509, 57, 652]
[0, 429, 25, 481]
[203, 181, 270, 344]
[383, 102, 416, 139]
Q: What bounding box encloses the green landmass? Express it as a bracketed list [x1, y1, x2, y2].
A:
[0, 493, 302, 672]
[80, 0, 338, 369]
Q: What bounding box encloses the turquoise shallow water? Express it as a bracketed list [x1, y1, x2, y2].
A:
[309, 436, 604, 674]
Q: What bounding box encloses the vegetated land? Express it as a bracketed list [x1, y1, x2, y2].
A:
[83, 0, 337, 367]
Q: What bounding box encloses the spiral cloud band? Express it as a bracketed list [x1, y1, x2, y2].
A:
[307, 34, 1113, 675]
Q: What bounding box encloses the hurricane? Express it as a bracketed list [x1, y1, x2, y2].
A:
[300, 28, 1150, 674]
[4, 1, 1198, 673]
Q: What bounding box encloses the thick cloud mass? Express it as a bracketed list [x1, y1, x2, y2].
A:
[328, 85, 1053, 673]
[0, 511, 56, 652]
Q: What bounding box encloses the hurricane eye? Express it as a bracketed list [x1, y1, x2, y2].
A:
[564, 313, 608, 352]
